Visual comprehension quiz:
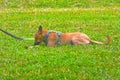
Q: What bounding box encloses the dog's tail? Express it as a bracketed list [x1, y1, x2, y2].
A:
[0, 28, 24, 40]
[90, 36, 110, 44]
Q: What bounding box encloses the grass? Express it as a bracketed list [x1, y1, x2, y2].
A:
[0, 0, 120, 8]
[0, 1, 120, 79]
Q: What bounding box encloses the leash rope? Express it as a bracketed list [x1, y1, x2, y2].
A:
[0, 28, 34, 41]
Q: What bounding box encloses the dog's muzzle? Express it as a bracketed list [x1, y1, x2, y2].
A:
[34, 42, 41, 45]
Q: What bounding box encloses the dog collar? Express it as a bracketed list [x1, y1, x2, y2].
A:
[43, 30, 61, 45]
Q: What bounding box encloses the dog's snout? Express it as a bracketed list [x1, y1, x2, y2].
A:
[34, 42, 40, 45]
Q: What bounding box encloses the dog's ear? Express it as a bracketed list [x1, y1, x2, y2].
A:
[38, 25, 42, 34]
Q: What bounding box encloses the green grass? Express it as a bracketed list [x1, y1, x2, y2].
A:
[0, 0, 120, 8]
[0, 3, 120, 80]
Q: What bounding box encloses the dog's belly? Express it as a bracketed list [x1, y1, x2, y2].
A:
[61, 32, 90, 44]
[61, 33, 73, 44]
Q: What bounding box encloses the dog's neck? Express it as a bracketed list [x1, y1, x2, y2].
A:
[42, 30, 48, 37]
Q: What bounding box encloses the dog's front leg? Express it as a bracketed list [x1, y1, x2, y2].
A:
[47, 41, 56, 47]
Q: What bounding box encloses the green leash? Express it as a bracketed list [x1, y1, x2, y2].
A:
[24, 38, 34, 41]
[0, 28, 34, 41]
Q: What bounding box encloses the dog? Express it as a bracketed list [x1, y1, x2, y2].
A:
[34, 26, 110, 47]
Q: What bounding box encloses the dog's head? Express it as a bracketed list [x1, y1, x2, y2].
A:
[34, 25, 43, 45]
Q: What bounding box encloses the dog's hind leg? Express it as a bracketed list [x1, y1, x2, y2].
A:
[72, 36, 90, 45]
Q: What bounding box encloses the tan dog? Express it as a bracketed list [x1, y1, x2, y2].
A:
[34, 26, 110, 47]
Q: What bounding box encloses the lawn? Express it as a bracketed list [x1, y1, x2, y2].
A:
[0, 0, 120, 8]
[0, 1, 120, 80]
